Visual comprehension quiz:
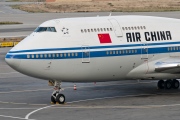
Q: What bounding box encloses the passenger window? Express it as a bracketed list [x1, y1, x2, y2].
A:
[52, 54, 55, 58]
[40, 54, 43, 58]
[48, 54, 51, 58]
[72, 53, 74, 56]
[32, 54, 34, 58]
[56, 54, 59, 57]
[110, 51, 112, 54]
[36, 54, 39, 58]
[91, 29, 93, 32]
[75, 53, 78, 56]
[106, 51, 109, 55]
[176, 47, 178, 50]
[113, 51, 115, 54]
[44, 54, 47, 58]
[110, 28, 112, 31]
[122, 50, 124, 54]
[116, 51, 118, 54]
[27, 55, 30, 58]
[132, 50, 134, 53]
[60, 53, 63, 57]
[126, 50, 128, 54]
[64, 53, 66, 57]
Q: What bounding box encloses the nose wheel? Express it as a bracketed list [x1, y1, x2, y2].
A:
[157, 79, 179, 89]
[51, 93, 65, 104]
[56, 94, 65, 104]
[51, 81, 65, 104]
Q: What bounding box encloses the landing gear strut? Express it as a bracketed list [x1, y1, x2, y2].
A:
[157, 79, 179, 89]
[51, 81, 65, 104]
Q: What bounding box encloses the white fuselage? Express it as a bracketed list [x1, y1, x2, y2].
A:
[5, 15, 180, 82]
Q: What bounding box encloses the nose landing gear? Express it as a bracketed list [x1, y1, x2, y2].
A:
[56, 94, 65, 104]
[50, 81, 65, 104]
[157, 79, 179, 89]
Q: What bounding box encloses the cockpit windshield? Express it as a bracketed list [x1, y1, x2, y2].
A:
[34, 27, 57, 32]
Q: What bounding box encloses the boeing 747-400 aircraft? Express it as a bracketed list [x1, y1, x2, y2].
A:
[5, 15, 180, 104]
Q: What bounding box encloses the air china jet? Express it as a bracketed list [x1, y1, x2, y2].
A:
[5, 15, 180, 104]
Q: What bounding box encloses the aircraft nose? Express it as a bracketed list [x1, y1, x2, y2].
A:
[5, 54, 21, 70]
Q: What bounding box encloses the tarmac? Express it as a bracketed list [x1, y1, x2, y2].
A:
[1, 47, 180, 120]
[1, 1, 180, 120]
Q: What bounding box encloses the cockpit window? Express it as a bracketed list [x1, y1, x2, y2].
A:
[34, 27, 57, 32]
[50, 27, 56, 32]
[46, 27, 51, 32]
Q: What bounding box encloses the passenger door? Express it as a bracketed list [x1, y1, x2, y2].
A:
[108, 18, 123, 37]
[141, 42, 148, 59]
[82, 45, 90, 63]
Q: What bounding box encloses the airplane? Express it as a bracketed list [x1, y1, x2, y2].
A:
[5, 15, 180, 104]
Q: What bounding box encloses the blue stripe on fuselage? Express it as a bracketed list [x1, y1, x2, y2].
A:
[5, 46, 178, 59]
[8, 41, 180, 54]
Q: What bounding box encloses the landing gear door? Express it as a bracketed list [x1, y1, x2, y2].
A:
[108, 19, 123, 37]
[82, 45, 90, 63]
[141, 43, 148, 59]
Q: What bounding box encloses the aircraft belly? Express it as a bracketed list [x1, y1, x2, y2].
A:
[49, 56, 142, 82]
[17, 54, 180, 82]
[16, 55, 144, 82]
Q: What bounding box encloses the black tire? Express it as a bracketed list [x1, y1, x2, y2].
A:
[157, 80, 165, 89]
[172, 79, 179, 89]
[165, 80, 172, 89]
[56, 94, 65, 104]
[51, 96, 56, 104]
